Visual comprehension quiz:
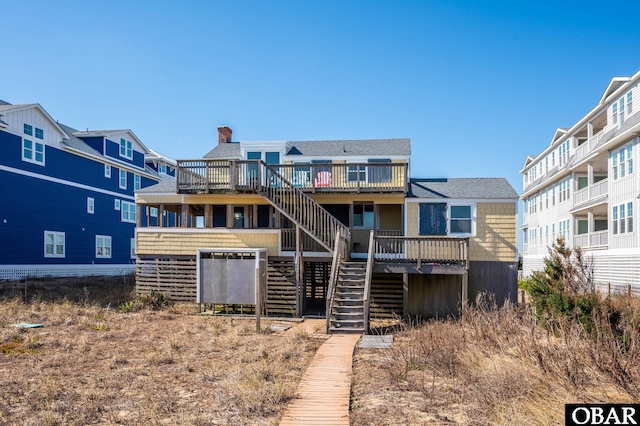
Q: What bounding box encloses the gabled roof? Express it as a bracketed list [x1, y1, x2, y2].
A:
[147, 149, 177, 166]
[58, 123, 103, 157]
[73, 129, 151, 154]
[203, 138, 411, 159]
[599, 77, 632, 104]
[408, 178, 518, 200]
[550, 128, 568, 144]
[203, 142, 242, 159]
[285, 139, 410, 157]
[0, 102, 68, 138]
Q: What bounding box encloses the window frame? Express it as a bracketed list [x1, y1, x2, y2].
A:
[353, 202, 374, 228]
[121, 201, 136, 223]
[44, 231, 65, 258]
[449, 204, 474, 236]
[22, 139, 45, 165]
[119, 138, 133, 159]
[35, 127, 44, 140]
[114, 199, 121, 210]
[119, 170, 127, 189]
[24, 123, 33, 136]
[87, 197, 95, 214]
[131, 238, 136, 259]
[105, 164, 111, 178]
[134, 174, 141, 190]
[95, 235, 112, 258]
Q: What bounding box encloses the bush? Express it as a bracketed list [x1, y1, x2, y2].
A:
[118, 290, 172, 313]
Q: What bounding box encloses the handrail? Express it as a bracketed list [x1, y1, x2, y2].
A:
[363, 230, 375, 333]
[373, 236, 469, 266]
[255, 161, 350, 253]
[326, 229, 343, 333]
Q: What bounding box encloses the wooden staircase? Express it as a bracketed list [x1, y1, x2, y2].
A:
[251, 162, 350, 253]
[328, 261, 367, 333]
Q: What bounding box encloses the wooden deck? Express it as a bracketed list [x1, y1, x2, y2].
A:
[280, 331, 361, 426]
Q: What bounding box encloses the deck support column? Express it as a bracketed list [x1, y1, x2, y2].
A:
[295, 226, 304, 317]
[159, 204, 165, 227]
[402, 272, 409, 321]
[461, 271, 469, 312]
[204, 205, 212, 228]
[181, 204, 189, 228]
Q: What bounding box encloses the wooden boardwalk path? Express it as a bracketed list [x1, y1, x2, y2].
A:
[280, 326, 361, 426]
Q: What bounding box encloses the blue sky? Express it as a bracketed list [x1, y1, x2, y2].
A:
[2, 0, 639, 196]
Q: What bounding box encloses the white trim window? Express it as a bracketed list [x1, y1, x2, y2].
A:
[105, 164, 111, 178]
[150, 207, 158, 217]
[96, 235, 112, 258]
[22, 139, 45, 165]
[35, 127, 44, 140]
[119, 170, 127, 189]
[121, 201, 136, 223]
[627, 91, 633, 114]
[613, 202, 634, 235]
[612, 143, 633, 180]
[120, 138, 133, 159]
[613, 102, 618, 124]
[44, 231, 65, 258]
[134, 174, 141, 190]
[347, 164, 366, 183]
[24, 123, 33, 136]
[449, 204, 474, 235]
[114, 199, 121, 210]
[131, 238, 136, 259]
[87, 197, 95, 214]
[159, 163, 167, 174]
[559, 219, 570, 241]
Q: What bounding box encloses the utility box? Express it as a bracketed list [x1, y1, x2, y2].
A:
[196, 249, 267, 306]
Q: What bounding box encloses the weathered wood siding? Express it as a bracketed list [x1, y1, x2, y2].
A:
[407, 274, 462, 318]
[136, 229, 280, 256]
[468, 261, 518, 306]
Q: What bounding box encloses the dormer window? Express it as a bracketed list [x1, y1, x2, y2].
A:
[120, 138, 133, 159]
[159, 163, 167, 174]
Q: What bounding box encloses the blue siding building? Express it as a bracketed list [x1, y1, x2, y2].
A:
[0, 100, 164, 280]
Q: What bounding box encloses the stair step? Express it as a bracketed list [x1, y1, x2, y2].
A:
[328, 326, 364, 334]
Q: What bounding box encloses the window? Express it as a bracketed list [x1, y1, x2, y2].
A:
[119, 170, 127, 189]
[450, 205, 472, 234]
[233, 206, 246, 228]
[22, 139, 45, 165]
[559, 219, 570, 241]
[612, 143, 633, 180]
[24, 124, 33, 135]
[347, 164, 366, 182]
[131, 238, 136, 259]
[368, 159, 392, 183]
[159, 164, 167, 174]
[613, 102, 618, 123]
[114, 199, 121, 210]
[44, 231, 65, 258]
[552, 151, 555, 166]
[620, 98, 625, 123]
[613, 202, 634, 235]
[419, 203, 447, 236]
[545, 190, 549, 209]
[150, 207, 158, 217]
[545, 225, 549, 244]
[353, 203, 374, 228]
[105, 164, 111, 178]
[87, 197, 94, 214]
[134, 174, 141, 190]
[121, 201, 136, 223]
[96, 235, 111, 258]
[627, 91, 633, 114]
[120, 138, 132, 159]
[35, 128, 43, 140]
[552, 186, 556, 206]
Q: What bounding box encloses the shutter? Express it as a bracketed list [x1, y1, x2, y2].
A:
[419, 203, 447, 235]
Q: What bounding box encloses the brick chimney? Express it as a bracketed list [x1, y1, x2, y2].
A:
[218, 126, 232, 144]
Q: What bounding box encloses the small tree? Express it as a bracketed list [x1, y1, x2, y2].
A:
[525, 237, 597, 332]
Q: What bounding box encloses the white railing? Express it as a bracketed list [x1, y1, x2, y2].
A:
[590, 230, 608, 247]
[574, 230, 609, 249]
[589, 179, 608, 199]
[575, 129, 607, 163]
[573, 187, 589, 205]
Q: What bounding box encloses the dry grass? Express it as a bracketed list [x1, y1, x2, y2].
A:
[0, 277, 322, 425]
[351, 295, 640, 426]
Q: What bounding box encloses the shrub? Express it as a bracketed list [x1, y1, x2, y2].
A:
[118, 290, 172, 313]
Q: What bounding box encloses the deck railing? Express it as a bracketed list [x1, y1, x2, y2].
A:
[176, 159, 408, 193]
[374, 236, 469, 269]
[280, 229, 328, 252]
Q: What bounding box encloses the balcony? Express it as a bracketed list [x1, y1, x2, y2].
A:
[372, 236, 469, 274]
[176, 160, 408, 194]
[573, 179, 608, 208]
[574, 230, 608, 249]
[574, 127, 617, 163]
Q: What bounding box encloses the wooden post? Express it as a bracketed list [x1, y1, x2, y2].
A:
[204, 205, 212, 228]
[461, 272, 469, 311]
[256, 264, 261, 332]
[136, 204, 143, 228]
[295, 226, 303, 317]
[181, 204, 189, 228]
[159, 204, 165, 227]
[402, 272, 409, 321]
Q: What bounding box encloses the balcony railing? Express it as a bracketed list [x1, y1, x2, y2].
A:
[373, 236, 469, 269]
[574, 230, 608, 249]
[573, 179, 608, 207]
[176, 160, 408, 194]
